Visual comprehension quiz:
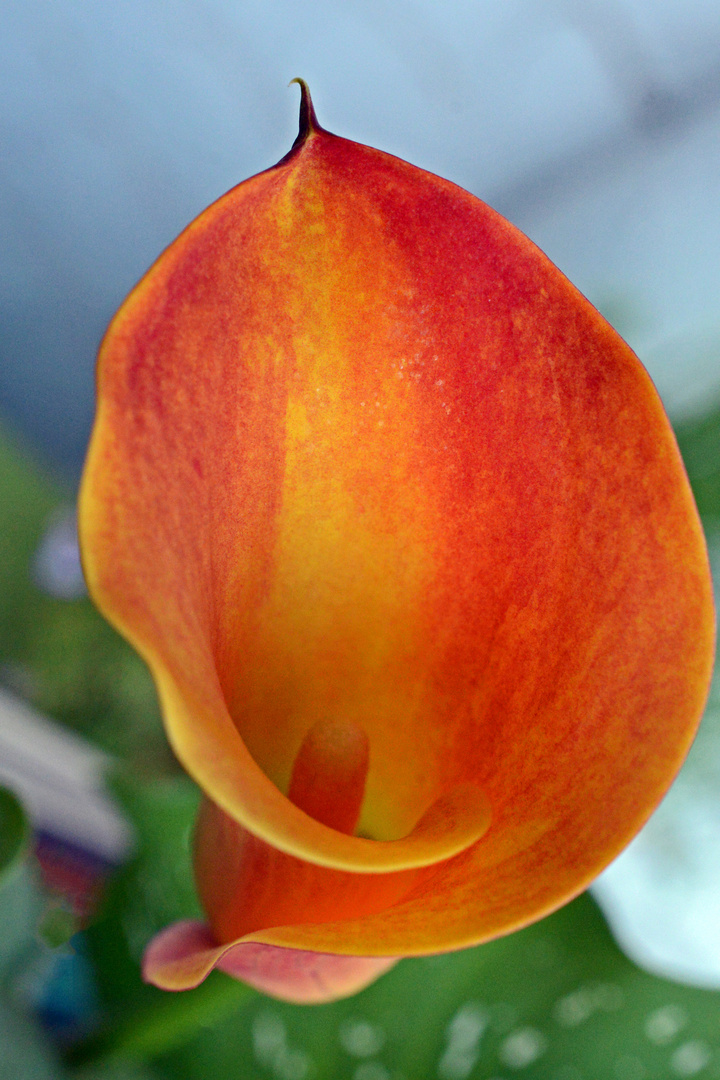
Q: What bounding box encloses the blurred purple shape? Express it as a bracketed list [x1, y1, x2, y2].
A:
[33, 507, 86, 600]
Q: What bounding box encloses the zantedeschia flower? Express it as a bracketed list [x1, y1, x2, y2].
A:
[79, 83, 714, 1004]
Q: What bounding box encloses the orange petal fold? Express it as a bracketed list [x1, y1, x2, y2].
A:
[81, 81, 715, 976]
[143, 920, 396, 1003]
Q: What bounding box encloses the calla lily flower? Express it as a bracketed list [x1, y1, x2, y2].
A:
[79, 82, 714, 1004]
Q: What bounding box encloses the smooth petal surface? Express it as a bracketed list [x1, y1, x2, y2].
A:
[193, 795, 422, 947]
[81, 86, 714, 963]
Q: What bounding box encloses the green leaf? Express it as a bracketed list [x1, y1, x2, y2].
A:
[0, 786, 31, 887]
[155, 893, 720, 1080]
[68, 971, 252, 1068]
[110, 771, 203, 943]
[71, 1064, 162, 1080]
[69, 772, 262, 1068]
[74, 773, 231, 1065]
[674, 403, 720, 521]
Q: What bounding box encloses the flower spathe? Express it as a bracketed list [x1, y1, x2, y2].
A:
[79, 82, 715, 1002]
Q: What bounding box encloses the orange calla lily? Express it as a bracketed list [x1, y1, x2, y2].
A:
[79, 82, 714, 1003]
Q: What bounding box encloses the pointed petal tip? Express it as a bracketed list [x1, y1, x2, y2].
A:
[142, 920, 222, 991]
[289, 77, 322, 145]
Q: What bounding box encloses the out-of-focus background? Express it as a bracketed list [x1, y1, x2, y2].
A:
[1, 2, 719, 1077]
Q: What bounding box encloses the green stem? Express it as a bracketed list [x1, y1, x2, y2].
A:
[66, 973, 254, 1066]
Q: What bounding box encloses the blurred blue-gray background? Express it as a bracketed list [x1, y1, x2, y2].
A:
[2, 0, 720, 1009]
[3, 0, 720, 479]
[3, 12, 720, 1080]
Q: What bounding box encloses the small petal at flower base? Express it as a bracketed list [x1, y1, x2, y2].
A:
[144, 716, 485, 999]
[79, 81, 715, 1003]
[143, 922, 397, 1004]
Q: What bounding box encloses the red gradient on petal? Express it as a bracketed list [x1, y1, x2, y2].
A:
[194, 797, 422, 945]
[81, 88, 715, 965]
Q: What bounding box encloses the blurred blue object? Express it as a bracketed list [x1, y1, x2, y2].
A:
[3, 0, 720, 476]
[17, 935, 100, 1045]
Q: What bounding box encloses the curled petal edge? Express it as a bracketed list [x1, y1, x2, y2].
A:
[152, 673, 492, 873]
[143, 920, 398, 1004]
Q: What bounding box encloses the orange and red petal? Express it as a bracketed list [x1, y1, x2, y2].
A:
[81, 92, 714, 947]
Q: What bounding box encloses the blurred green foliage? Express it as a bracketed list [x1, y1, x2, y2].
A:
[0, 786, 31, 887]
[0, 787, 63, 1079]
[0, 433, 170, 769]
[0, 386, 718, 1078]
[0, 786, 39, 977]
[156, 892, 720, 1080]
[676, 406, 720, 526]
[0, 434, 57, 667]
